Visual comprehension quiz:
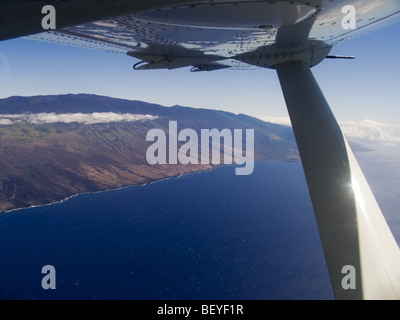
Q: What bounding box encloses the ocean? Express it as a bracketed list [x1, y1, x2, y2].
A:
[0, 162, 334, 300]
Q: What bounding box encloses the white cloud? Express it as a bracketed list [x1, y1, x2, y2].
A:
[257, 116, 400, 145]
[256, 116, 291, 126]
[0, 118, 13, 125]
[340, 120, 400, 144]
[0, 112, 158, 125]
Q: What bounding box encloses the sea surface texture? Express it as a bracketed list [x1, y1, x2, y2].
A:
[0, 162, 334, 300]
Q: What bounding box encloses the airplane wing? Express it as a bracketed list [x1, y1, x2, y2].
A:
[2, 0, 399, 71]
[1, 0, 400, 300]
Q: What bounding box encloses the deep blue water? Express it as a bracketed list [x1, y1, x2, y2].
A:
[0, 162, 334, 300]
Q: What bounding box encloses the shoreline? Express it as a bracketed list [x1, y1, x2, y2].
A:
[0, 165, 221, 215]
[1, 160, 301, 215]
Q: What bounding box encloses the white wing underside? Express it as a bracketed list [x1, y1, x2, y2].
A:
[27, 0, 400, 70]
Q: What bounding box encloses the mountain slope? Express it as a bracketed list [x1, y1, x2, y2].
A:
[0, 94, 299, 212]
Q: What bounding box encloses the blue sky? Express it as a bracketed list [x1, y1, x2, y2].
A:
[0, 22, 399, 124]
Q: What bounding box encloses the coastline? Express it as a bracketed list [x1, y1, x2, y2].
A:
[0, 164, 221, 215]
[0, 160, 301, 215]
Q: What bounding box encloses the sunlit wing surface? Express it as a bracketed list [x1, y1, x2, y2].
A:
[1, 0, 400, 300]
[23, 0, 400, 70]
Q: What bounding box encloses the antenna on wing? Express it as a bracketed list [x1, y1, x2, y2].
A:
[326, 55, 356, 60]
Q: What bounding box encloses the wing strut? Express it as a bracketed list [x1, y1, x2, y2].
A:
[275, 60, 400, 300]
